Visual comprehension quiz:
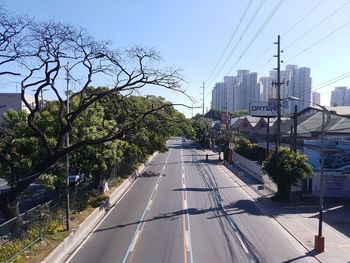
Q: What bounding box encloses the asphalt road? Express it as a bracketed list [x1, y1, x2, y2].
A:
[66, 138, 318, 263]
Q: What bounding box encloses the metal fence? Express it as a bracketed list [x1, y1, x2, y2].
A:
[0, 199, 65, 262]
[0, 155, 142, 262]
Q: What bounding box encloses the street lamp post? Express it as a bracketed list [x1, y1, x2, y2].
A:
[65, 62, 70, 231]
[63, 53, 105, 231]
[287, 96, 330, 252]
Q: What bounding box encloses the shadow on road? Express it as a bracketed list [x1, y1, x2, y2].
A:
[281, 250, 320, 262]
[94, 206, 225, 233]
[139, 171, 159, 178]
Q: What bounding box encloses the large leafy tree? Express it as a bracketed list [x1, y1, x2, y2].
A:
[191, 117, 211, 147]
[262, 147, 313, 200]
[0, 10, 186, 220]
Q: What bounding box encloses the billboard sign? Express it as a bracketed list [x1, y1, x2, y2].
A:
[304, 140, 350, 197]
[249, 101, 277, 117]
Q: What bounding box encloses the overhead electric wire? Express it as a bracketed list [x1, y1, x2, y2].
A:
[282, 0, 326, 37]
[285, 20, 350, 63]
[205, 0, 254, 84]
[313, 71, 350, 89]
[207, 0, 267, 89]
[250, 0, 325, 72]
[284, 0, 350, 50]
[225, 0, 285, 76]
[293, 71, 350, 103]
[205, 0, 284, 98]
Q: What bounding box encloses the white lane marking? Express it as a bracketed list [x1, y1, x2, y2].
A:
[65, 165, 151, 263]
[129, 230, 141, 252]
[146, 199, 153, 210]
[121, 150, 171, 263]
[181, 148, 194, 263]
[185, 230, 191, 252]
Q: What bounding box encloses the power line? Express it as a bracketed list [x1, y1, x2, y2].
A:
[207, 0, 267, 88]
[205, 0, 284, 100]
[284, 0, 350, 50]
[250, 0, 325, 72]
[225, 0, 285, 76]
[285, 19, 350, 63]
[282, 0, 326, 37]
[279, 71, 350, 110]
[205, 0, 254, 83]
[313, 73, 350, 91]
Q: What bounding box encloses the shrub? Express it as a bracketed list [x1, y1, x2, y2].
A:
[44, 219, 64, 235]
[110, 177, 123, 187]
[88, 195, 109, 208]
[262, 147, 313, 200]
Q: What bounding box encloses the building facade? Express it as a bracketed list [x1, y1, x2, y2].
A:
[211, 82, 226, 112]
[312, 91, 321, 105]
[331, 86, 350, 106]
[211, 70, 259, 113]
[0, 93, 34, 123]
[289, 67, 312, 111]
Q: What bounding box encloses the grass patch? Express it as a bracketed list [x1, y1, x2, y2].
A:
[0, 159, 147, 262]
[1, 207, 95, 263]
[110, 177, 124, 187]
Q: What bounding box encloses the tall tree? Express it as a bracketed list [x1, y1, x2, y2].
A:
[0, 11, 185, 220]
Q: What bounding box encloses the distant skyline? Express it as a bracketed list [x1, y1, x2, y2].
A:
[2, 0, 350, 117]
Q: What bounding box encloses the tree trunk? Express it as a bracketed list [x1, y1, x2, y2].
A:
[276, 182, 291, 201]
[0, 195, 25, 238]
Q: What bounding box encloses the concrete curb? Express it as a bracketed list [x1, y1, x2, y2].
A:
[42, 151, 158, 263]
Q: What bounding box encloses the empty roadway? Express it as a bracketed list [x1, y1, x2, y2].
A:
[67, 138, 318, 263]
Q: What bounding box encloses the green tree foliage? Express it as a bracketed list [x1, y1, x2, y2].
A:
[0, 110, 45, 185]
[0, 8, 187, 221]
[262, 147, 313, 200]
[234, 135, 265, 162]
[191, 117, 211, 146]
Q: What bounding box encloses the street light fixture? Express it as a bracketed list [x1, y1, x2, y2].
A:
[287, 96, 331, 252]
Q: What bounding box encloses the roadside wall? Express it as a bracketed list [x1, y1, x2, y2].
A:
[233, 152, 277, 192]
[233, 152, 302, 193]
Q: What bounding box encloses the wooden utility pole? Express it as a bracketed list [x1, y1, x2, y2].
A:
[202, 82, 205, 116]
[273, 35, 282, 151]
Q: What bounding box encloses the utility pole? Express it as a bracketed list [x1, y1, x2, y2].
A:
[273, 35, 282, 151]
[272, 35, 284, 197]
[65, 62, 70, 231]
[201, 82, 205, 116]
[293, 105, 298, 152]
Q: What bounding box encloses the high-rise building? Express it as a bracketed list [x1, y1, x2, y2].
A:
[236, 70, 258, 111]
[331, 86, 350, 106]
[258, 76, 271, 101]
[211, 65, 312, 113]
[312, 91, 321, 105]
[223, 76, 238, 113]
[211, 82, 226, 111]
[289, 67, 312, 111]
[211, 70, 259, 113]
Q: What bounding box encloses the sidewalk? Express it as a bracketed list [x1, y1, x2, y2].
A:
[204, 149, 350, 263]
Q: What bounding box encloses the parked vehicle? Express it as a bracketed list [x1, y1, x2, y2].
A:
[68, 168, 85, 185]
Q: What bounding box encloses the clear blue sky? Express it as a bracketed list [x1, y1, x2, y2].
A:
[3, 0, 350, 117]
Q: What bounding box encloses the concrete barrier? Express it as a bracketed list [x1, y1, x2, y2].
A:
[233, 152, 277, 192]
